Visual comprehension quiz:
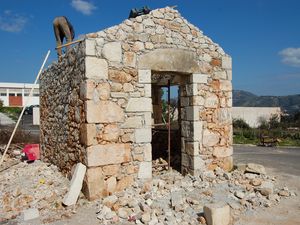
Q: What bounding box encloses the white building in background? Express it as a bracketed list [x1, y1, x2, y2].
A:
[232, 107, 281, 128]
[0, 82, 39, 107]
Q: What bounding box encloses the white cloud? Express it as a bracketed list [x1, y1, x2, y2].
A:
[0, 10, 28, 33]
[279, 47, 300, 67]
[71, 0, 97, 15]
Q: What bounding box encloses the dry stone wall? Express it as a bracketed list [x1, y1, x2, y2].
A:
[40, 44, 86, 173]
[41, 6, 232, 200]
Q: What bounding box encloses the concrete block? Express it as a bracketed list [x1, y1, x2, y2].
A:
[204, 202, 231, 225]
[85, 57, 108, 80]
[63, 163, 87, 206]
[138, 69, 151, 83]
[138, 161, 152, 179]
[135, 128, 152, 143]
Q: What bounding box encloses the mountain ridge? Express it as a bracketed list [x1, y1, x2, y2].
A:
[233, 90, 300, 114]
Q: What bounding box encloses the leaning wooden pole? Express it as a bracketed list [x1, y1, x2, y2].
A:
[0, 50, 51, 166]
[168, 80, 171, 171]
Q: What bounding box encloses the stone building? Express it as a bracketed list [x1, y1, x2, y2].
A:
[40, 7, 232, 200]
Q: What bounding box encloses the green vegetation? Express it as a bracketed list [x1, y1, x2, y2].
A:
[233, 114, 300, 147]
[0, 103, 22, 121]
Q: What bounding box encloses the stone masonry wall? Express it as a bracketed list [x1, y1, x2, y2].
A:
[41, 6, 232, 200]
[81, 7, 232, 199]
[40, 44, 86, 174]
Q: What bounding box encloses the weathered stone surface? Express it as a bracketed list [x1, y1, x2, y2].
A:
[190, 73, 208, 84]
[204, 203, 231, 225]
[116, 176, 134, 192]
[205, 93, 219, 108]
[203, 130, 219, 147]
[80, 123, 96, 146]
[85, 39, 96, 56]
[106, 176, 117, 195]
[222, 56, 232, 69]
[246, 163, 266, 175]
[123, 51, 136, 67]
[121, 116, 143, 128]
[63, 163, 87, 206]
[102, 165, 120, 176]
[212, 146, 233, 158]
[86, 100, 124, 123]
[102, 124, 120, 142]
[185, 142, 199, 156]
[86, 144, 131, 166]
[85, 57, 108, 79]
[135, 128, 152, 143]
[102, 42, 122, 62]
[138, 162, 152, 179]
[138, 69, 151, 83]
[138, 49, 200, 73]
[83, 167, 105, 200]
[125, 98, 152, 112]
[23, 208, 40, 221]
[96, 82, 111, 100]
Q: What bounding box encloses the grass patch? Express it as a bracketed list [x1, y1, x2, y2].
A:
[0, 107, 22, 121]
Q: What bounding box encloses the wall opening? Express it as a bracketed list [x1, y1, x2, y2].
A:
[151, 71, 189, 173]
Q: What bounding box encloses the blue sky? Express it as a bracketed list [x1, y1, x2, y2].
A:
[0, 0, 300, 96]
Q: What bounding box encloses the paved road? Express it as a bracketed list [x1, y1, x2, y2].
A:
[233, 145, 300, 176]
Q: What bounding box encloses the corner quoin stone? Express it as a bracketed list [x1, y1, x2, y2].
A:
[85, 57, 108, 80]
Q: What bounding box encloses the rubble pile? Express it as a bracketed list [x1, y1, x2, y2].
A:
[94, 160, 296, 225]
[0, 156, 87, 223]
[0, 154, 296, 224]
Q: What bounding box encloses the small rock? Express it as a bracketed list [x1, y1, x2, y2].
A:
[250, 178, 262, 186]
[103, 195, 118, 207]
[235, 163, 246, 172]
[198, 216, 206, 224]
[141, 212, 151, 223]
[118, 208, 128, 219]
[234, 191, 245, 199]
[171, 190, 184, 207]
[257, 181, 274, 196]
[23, 208, 39, 221]
[204, 202, 231, 225]
[278, 190, 290, 197]
[245, 163, 266, 175]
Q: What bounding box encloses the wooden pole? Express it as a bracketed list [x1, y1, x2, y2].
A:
[55, 39, 84, 50]
[0, 50, 51, 166]
[168, 80, 171, 170]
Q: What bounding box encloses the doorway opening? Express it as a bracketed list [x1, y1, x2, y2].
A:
[151, 71, 188, 172]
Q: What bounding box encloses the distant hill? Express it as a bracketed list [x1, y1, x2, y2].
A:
[233, 90, 300, 114]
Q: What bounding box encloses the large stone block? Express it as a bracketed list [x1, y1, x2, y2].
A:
[83, 167, 105, 200]
[222, 56, 232, 70]
[190, 73, 208, 84]
[138, 161, 152, 179]
[102, 42, 122, 62]
[138, 70, 151, 83]
[185, 106, 200, 121]
[80, 123, 96, 146]
[185, 142, 199, 156]
[125, 98, 152, 112]
[85, 39, 96, 56]
[86, 144, 131, 166]
[86, 100, 124, 123]
[193, 121, 203, 141]
[121, 116, 143, 128]
[204, 202, 231, 225]
[135, 128, 152, 143]
[85, 57, 108, 79]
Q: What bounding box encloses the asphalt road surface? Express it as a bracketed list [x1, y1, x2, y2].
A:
[233, 145, 300, 176]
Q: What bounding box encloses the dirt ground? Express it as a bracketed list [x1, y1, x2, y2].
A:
[234, 146, 300, 225]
